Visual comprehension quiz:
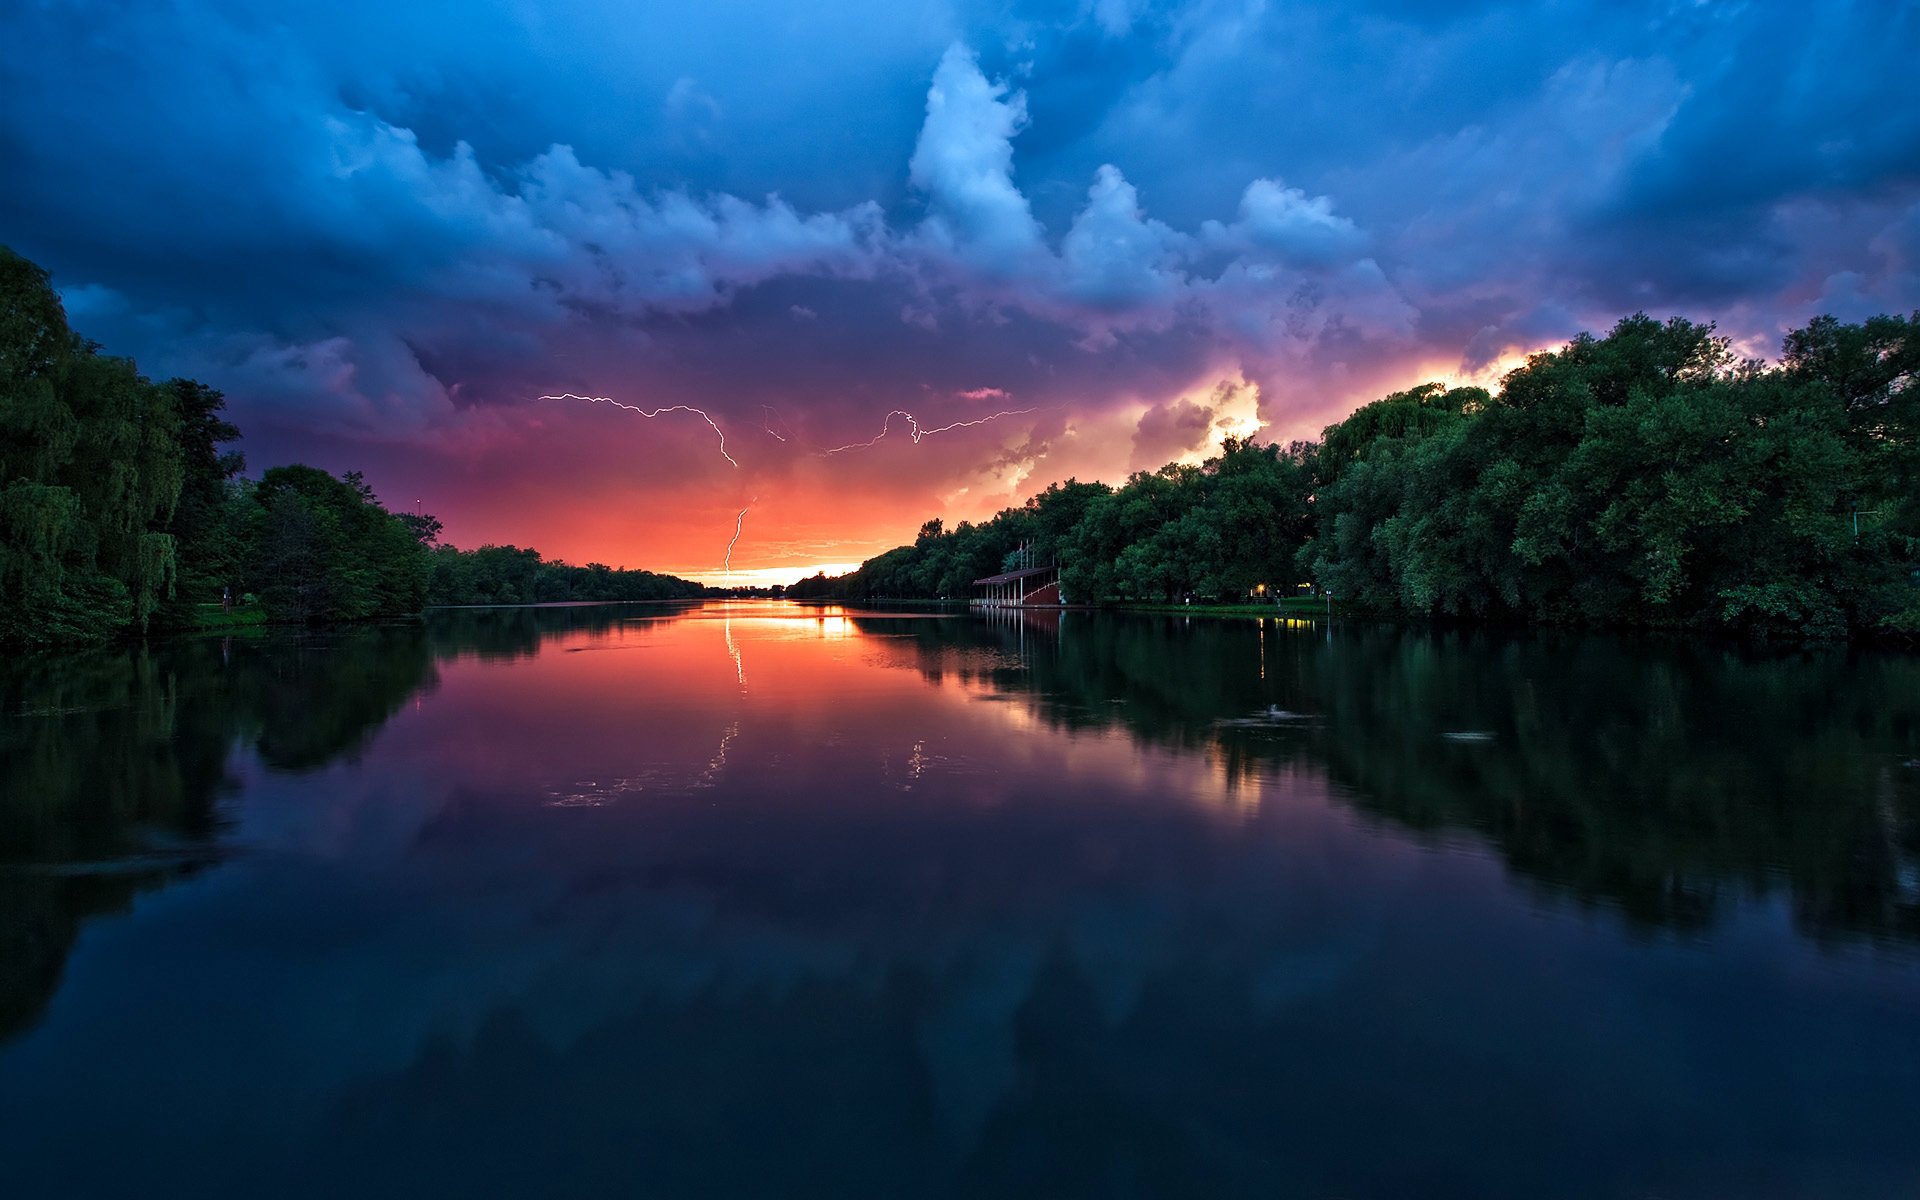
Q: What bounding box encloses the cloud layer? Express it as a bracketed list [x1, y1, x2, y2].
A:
[3, 0, 1915, 578]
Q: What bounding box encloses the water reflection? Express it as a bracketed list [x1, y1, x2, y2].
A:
[0, 626, 438, 1040]
[1, 603, 1917, 1197]
[862, 611, 1920, 947]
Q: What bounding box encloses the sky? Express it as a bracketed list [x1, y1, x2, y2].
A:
[4, 0, 1917, 585]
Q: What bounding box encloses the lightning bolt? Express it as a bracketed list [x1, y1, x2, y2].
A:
[914, 410, 1038, 439]
[818, 410, 915, 454]
[817, 408, 1036, 455]
[540, 393, 738, 468]
[724, 504, 749, 586]
[542, 391, 1031, 580]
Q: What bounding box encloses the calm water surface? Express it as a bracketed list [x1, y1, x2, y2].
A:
[2, 602, 1918, 1198]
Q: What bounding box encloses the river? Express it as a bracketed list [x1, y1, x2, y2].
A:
[2, 601, 1917, 1197]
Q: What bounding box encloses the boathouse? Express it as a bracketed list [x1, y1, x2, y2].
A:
[971, 564, 1061, 608]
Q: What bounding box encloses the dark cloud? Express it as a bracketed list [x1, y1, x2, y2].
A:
[1, 0, 1913, 568]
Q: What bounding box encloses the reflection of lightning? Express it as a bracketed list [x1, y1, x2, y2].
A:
[703, 721, 740, 783]
[540, 393, 738, 468]
[725, 615, 744, 686]
[819, 408, 1036, 455]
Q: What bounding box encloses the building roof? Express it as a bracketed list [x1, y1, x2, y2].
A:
[971, 565, 1057, 587]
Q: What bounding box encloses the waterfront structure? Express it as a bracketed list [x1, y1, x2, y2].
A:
[971, 563, 1061, 607]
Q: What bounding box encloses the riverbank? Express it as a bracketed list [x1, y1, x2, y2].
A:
[173, 602, 271, 631]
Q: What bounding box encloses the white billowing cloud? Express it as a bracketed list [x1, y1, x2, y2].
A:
[185, 113, 894, 433]
[1202, 179, 1368, 268]
[900, 46, 1414, 364]
[58, 37, 1415, 446]
[315, 112, 886, 322]
[908, 45, 1048, 279]
[1059, 165, 1189, 312]
[518, 145, 885, 315]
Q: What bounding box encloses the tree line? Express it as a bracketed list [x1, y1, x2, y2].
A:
[425, 543, 705, 606]
[794, 312, 1919, 640]
[0, 247, 703, 647]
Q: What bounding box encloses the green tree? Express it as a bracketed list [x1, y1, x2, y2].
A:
[0, 247, 184, 645]
[251, 466, 426, 622]
[158, 379, 246, 620]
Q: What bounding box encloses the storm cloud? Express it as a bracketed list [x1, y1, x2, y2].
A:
[3, 0, 1914, 578]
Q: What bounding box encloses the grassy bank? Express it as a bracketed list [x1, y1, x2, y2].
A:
[1115, 597, 1338, 619]
[177, 603, 270, 631]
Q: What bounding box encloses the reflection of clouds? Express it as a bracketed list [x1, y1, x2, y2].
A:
[159, 623, 1399, 1172]
[464, 785, 1399, 1156]
[22, 605, 1920, 1198]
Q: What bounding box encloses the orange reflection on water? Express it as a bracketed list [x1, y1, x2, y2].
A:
[373, 601, 1348, 839]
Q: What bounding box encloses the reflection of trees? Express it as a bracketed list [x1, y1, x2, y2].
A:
[0, 604, 710, 1042]
[425, 602, 693, 663]
[864, 613, 1920, 946]
[239, 629, 438, 771]
[0, 628, 439, 1039]
[1306, 633, 1920, 945]
[0, 645, 239, 1039]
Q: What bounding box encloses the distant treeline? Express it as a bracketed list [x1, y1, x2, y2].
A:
[0, 246, 703, 647]
[426, 544, 705, 606]
[794, 312, 1919, 640]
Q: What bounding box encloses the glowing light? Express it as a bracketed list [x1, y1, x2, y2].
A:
[725, 615, 744, 686]
[702, 721, 740, 784]
[540, 393, 739, 468]
[724, 505, 749, 585]
[819, 408, 1036, 454]
[542, 389, 1040, 583]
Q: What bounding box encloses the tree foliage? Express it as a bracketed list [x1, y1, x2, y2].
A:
[1, 247, 723, 644]
[250, 467, 429, 623]
[424, 543, 706, 606]
[1, 247, 434, 643]
[0, 248, 183, 645]
[802, 311, 1918, 640]
[1304, 313, 1920, 638]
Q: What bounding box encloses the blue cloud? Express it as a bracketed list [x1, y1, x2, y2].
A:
[0, 0, 1912, 477]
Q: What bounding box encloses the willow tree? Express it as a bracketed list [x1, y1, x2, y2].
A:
[0, 247, 184, 645]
